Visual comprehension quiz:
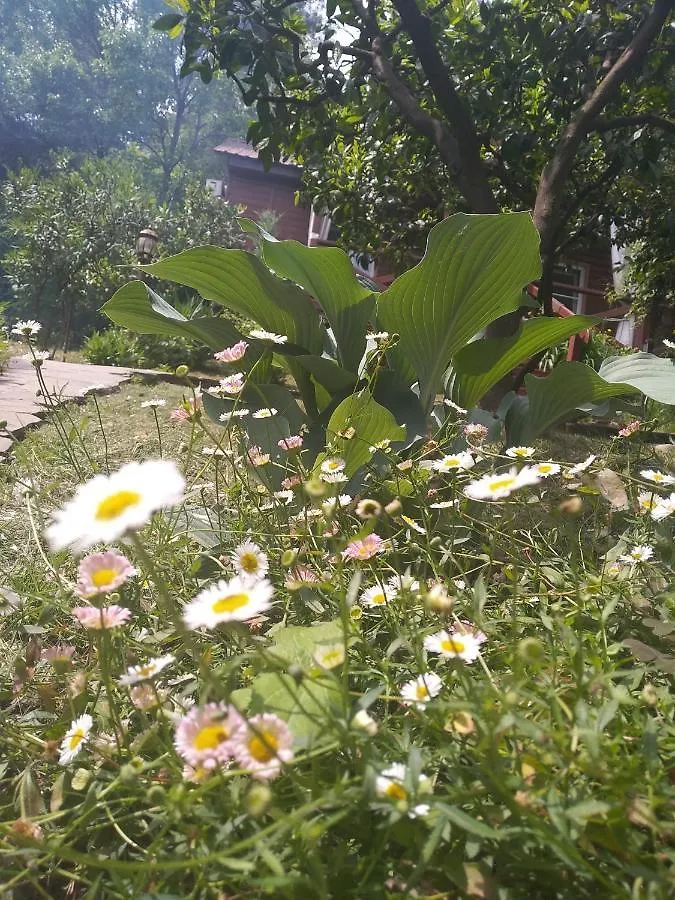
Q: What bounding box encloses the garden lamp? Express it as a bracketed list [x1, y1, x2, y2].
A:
[136, 227, 158, 265]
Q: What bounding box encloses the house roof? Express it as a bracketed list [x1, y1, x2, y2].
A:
[213, 139, 298, 168]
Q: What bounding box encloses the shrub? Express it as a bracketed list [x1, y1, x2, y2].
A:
[82, 327, 143, 367]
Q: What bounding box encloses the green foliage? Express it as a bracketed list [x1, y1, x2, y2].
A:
[2, 371, 675, 899]
[82, 327, 143, 368]
[0, 0, 247, 188]
[1, 155, 245, 349]
[172, 0, 674, 309]
[104, 213, 675, 464]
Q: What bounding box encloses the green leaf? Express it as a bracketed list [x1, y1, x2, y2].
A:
[598, 353, 675, 405]
[565, 799, 611, 823]
[436, 803, 504, 840]
[267, 620, 345, 667]
[453, 315, 597, 408]
[248, 672, 341, 745]
[153, 13, 183, 32]
[293, 355, 358, 394]
[319, 390, 406, 477]
[376, 213, 541, 411]
[511, 362, 636, 443]
[101, 281, 258, 354]
[139, 246, 324, 355]
[240, 218, 375, 372]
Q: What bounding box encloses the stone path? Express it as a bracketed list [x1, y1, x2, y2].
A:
[0, 356, 136, 455]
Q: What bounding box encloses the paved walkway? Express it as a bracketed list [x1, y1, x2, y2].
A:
[0, 356, 136, 455]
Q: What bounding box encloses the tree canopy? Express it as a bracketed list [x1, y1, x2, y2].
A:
[0, 0, 248, 200]
[169, 0, 674, 314]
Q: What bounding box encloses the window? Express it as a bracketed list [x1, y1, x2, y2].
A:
[553, 264, 587, 313]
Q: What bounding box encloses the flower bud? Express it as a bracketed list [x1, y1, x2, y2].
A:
[517, 637, 545, 665]
[303, 477, 327, 499]
[280, 548, 298, 567]
[245, 783, 272, 818]
[175, 364, 189, 377]
[384, 498, 402, 516]
[351, 709, 378, 736]
[558, 496, 583, 517]
[424, 583, 454, 613]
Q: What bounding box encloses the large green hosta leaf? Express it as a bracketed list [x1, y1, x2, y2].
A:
[317, 390, 406, 477]
[598, 353, 675, 405]
[452, 315, 597, 408]
[102, 280, 252, 351]
[241, 218, 375, 373]
[507, 362, 636, 444]
[376, 213, 541, 411]
[138, 245, 324, 354]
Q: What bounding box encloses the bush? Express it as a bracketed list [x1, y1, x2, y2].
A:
[82, 327, 143, 367]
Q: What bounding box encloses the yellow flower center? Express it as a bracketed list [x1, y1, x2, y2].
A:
[443, 458, 460, 468]
[248, 730, 279, 763]
[91, 567, 117, 588]
[440, 637, 466, 654]
[239, 552, 259, 573]
[212, 592, 250, 614]
[68, 729, 86, 750]
[95, 490, 141, 521]
[385, 782, 408, 802]
[538, 465, 552, 473]
[488, 477, 515, 492]
[137, 664, 154, 677]
[193, 724, 230, 750]
[326, 461, 341, 471]
[415, 684, 429, 700]
[371, 592, 386, 605]
[653, 473, 664, 482]
[319, 648, 344, 667]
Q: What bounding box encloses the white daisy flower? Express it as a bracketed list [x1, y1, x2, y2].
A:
[320, 471, 349, 484]
[360, 583, 396, 608]
[120, 654, 175, 686]
[424, 629, 481, 662]
[355, 498, 382, 519]
[400, 673, 442, 709]
[251, 407, 278, 419]
[369, 331, 390, 342]
[564, 454, 597, 478]
[22, 350, 50, 364]
[401, 515, 425, 534]
[313, 642, 346, 669]
[652, 493, 675, 521]
[430, 499, 459, 509]
[663, 338, 675, 349]
[637, 491, 661, 514]
[640, 469, 675, 485]
[375, 763, 432, 817]
[434, 451, 475, 473]
[12, 319, 41, 337]
[45, 460, 185, 552]
[505, 446, 535, 459]
[249, 329, 288, 344]
[321, 457, 346, 475]
[219, 408, 250, 422]
[231, 540, 269, 578]
[386, 574, 421, 596]
[183, 576, 274, 630]
[59, 713, 93, 765]
[351, 709, 378, 735]
[272, 489, 295, 505]
[140, 399, 167, 408]
[619, 545, 654, 564]
[464, 467, 539, 501]
[368, 439, 391, 453]
[526, 461, 561, 478]
[322, 494, 352, 514]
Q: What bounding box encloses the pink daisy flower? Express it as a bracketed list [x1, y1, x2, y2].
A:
[72, 605, 132, 630]
[74, 551, 137, 598]
[278, 435, 304, 451]
[214, 341, 249, 363]
[174, 702, 244, 770]
[233, 713, 294, 780]
[342, 533, 386, 561]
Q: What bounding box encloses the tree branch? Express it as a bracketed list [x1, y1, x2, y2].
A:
[594, 113, 675, 134]
[391, 0, 498, 212]
[369, 36, 463, 176]
[534, 0, 674, 245]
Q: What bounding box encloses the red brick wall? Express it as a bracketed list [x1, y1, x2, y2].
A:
[225, 167, 311, 243]
[564, 247, 614, 315]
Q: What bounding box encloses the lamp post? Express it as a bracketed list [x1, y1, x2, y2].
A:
[136, 227, 158, 264]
